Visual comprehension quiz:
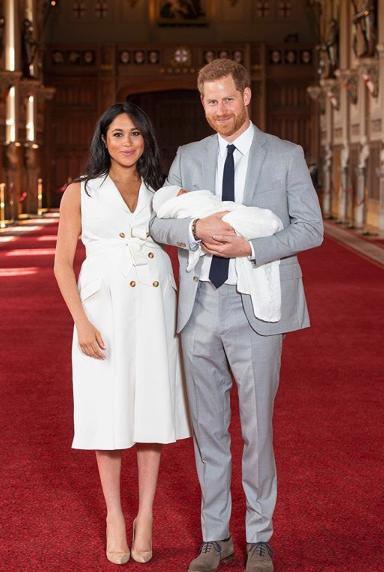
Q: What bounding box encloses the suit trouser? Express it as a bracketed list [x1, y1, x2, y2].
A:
[181, 282, 283, 543]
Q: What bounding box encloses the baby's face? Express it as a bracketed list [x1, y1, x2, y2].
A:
[177, 189, 189, 196]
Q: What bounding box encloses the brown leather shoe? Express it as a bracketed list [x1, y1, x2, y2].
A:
[245, 542, 274, 572]
[188, 538, 234, 572]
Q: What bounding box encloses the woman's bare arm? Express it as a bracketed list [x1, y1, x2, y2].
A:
[54, 182, 105, 360]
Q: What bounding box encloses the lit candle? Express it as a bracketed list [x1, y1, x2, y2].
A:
[37, 178, 43, 214]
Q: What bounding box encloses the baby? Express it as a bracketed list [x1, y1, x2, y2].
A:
[153, 186, 283, 323]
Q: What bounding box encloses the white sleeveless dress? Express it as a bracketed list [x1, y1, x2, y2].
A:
[71, 175, 191, 449]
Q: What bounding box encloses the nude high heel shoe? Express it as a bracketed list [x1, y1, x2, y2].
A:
[106, 523, 130, 565]
[131, 518, 153, 563]
[106, 549, 130, 565]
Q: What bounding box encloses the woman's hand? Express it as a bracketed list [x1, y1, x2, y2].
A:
[76, 319, 106, 360]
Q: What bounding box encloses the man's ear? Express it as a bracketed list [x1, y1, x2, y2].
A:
[200, 94, 205, 107]
[243, 87, 251, 106]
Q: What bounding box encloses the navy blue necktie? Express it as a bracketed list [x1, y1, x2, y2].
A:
[209, 144, 236, 288]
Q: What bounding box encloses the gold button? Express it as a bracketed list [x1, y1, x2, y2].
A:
[153, 281, 159, 287]
[177, 241, 186, 248]
[130, 281, 136, 287]
[119, 232, 125, 238]
[146, 232, 150, 237]
[148, 252, 154, 259]
[193, 276, 199, 282]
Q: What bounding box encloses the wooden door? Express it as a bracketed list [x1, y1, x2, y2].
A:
[128, 90, 214, 175]
[266, 80, 313, 159]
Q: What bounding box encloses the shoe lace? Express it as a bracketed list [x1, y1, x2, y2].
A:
[249, 541, 273, 559]
[199, 541, 222, 555]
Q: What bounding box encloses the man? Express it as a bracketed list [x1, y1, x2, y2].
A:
[150, 59, 323, 572]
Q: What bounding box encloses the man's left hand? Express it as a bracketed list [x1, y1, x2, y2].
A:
[202, 234, 252, 258]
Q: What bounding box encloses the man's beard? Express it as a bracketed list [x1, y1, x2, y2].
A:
[206, 107, 247, 137]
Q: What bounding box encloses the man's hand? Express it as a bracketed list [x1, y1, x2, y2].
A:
[195, 212, 235, 243]
[202, 234, 252, 258]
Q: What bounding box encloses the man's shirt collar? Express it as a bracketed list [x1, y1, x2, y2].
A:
[218, 120, 253, 158]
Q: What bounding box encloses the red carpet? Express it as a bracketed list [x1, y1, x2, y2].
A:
[0, 224, 383, 571]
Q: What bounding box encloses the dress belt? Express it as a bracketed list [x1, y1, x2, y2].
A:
[85, 225, 159, 267]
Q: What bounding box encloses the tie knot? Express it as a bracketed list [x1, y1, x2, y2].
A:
[227, 144, 236, 155]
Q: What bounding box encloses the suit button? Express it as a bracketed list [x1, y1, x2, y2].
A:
[153, 281, 159, 287]
[130, 281, 136, 287]
[148, 252, 154, 259]
[193, 276, 199, 282]
[119, 232, 125, 238]
[177, 241, 186, 248]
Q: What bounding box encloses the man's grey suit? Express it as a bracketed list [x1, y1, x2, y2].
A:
[150, 124, 323, 543]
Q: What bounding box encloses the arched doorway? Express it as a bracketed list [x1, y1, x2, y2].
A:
[127, 90, 214, 175]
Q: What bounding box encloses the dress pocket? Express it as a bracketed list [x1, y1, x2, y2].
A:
[80, 277, 102, 301]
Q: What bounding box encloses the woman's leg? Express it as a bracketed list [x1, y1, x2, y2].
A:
[95, 450, 129, 553]
[133, 443, 162, 551]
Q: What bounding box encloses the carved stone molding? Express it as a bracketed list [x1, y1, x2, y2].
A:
[320, 78, 340, 110]
[334, 68, 358, 105]
[307, 85, 322, 101]
[19, 79, 41, 102]
[36, 86, 56, 103]
[339, 140, 350, 170]
[359, 58, 379, 98]
[358, 136, 370, 169]
[307, 84, 326, 114]
[0, 70, 22, 97]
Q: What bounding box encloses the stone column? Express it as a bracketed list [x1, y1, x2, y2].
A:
[3, 142, 22, 219]
[334, 0, 352, 224]
[320, 79, 338, 217]
[354, 136, 369, 229]
[338, 139, 349, 223]
[375, 0, 384, 232]
[36, 86, 56, 209]
[3, 0, 23, 218]
[322, 142, 332, 218]
[19, 78, 40, 214]
[24, 146, 40, 214]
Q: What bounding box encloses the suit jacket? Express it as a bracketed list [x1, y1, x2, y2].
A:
[150, 124, 324, 334]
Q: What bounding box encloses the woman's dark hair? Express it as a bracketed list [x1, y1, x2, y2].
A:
[81, 102, 164, 192]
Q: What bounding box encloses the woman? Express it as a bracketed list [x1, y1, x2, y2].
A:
[54, 102, 191, 565]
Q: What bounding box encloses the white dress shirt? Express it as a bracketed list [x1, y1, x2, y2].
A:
[197, 120, 254, 284]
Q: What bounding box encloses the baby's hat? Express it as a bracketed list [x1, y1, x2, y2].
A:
[152, 185, 181, 213]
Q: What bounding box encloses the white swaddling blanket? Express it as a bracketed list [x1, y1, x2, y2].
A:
[153, 186, 284, 322]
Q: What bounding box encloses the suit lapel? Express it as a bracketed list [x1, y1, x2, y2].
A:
[202, 135, 219, 194]
[243, 125, 267, 205]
